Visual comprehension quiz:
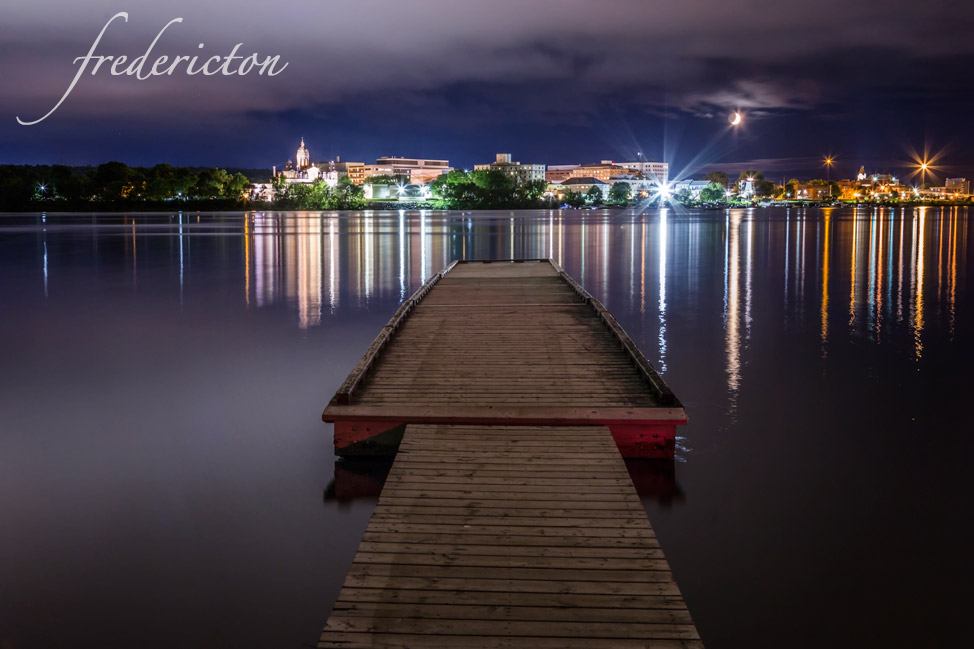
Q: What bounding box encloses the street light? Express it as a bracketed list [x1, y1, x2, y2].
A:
[917, 160, 930, 187]
[823, 155, 835, 198]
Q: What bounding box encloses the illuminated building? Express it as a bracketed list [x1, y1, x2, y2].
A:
[788, 181, 833, 201]
[321, 159, 367, 185]
[546, 165, 578, 182]
[671, 179, 711, 198]
[474, 153, 546, 183]
[370, 156, 452, 184]
[616, 160, 669, 185]
[295, 137, 311, 170]
[275, 138, 338, 187]
[555, 176, 611, 198]
[838, 167, 914, 200]
[945, 178, 971, 195]
[559, 160, 669, 186]
[568, 162, 631, 182]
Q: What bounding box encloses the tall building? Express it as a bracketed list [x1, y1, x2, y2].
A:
[474, 153, 546, 183]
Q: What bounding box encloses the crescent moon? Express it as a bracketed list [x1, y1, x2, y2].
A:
[729, 112, 742, 126]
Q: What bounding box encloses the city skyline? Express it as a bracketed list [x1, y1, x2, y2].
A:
[2, 1, 973, 178]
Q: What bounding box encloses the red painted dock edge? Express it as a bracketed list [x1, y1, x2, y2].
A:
[330, 416, 685, 459]
[323, 259, 687, 459]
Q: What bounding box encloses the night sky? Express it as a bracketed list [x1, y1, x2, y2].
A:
[2, 0, 974, 180]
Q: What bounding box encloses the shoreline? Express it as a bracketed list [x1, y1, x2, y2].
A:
[3, 201, 973, 215]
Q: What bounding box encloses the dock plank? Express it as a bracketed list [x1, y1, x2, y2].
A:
[318, 424, 699, 648]
[319, 261, 698, 647]
[324, 261, 685, 443]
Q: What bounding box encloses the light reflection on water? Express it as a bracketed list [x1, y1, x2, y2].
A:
[94, 206, 965, 362]
[5, 206, 969, 445]
[0, 207, 970, 649]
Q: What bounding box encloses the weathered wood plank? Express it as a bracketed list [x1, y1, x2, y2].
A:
[320, 632, 703, 649]
[331, 601, 692, 623]
[323, 617, 700, 640]
[319, 423, 699, 647]
[319, 260, 696, 646]
[323, 260, 687, 429]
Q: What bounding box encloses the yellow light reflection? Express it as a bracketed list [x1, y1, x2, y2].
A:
[243, 213, 250, 306]
[849, 208, 859, 325]
[820, 212, 830, 344]
[913, 209, 926, 360]
[725, 211, 742, 400]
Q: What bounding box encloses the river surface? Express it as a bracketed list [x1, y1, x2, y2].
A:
[1, 208, 971, 648]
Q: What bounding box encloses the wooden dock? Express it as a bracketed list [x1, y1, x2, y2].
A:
[324, 260, 687, 458]
[319, 260, 699, 647]
[320, 423, 701, 648]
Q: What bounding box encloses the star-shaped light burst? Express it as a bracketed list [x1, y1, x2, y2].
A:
[649, 181, 673, 205]
[904, 145, 946, 187]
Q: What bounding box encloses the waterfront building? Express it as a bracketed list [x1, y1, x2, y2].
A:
[561, 160, 668, 186]
[671, 179, 711, 199]
[789, 181, 833, 201]
[926, 181, 971, 199]
[616, 160, 669, 185]
[557, 176, 611, 198]
[546, 165, 578, 183]
[249, 183, 275, 202]
[945, 178, 971, 195]
[738, 176, 755, 198]
[606, 174, 656, 196]
[474, 153, 546, 183]
[567, 162, 630, 183]
[321, 159, 367, 185]
[838, 168, 915, 201]
[371, 156, 452, 184]
[275, 138, 338, 187]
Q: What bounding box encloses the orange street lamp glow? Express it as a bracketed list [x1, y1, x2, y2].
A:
[823, 155, 836, 196]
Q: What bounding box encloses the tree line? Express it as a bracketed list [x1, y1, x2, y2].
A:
[271, 175, 367, 210]
[430, 169, 547, 209]
[0, 163, 257, 210]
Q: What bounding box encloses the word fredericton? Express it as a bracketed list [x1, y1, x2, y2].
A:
[16, 12, 289, 126]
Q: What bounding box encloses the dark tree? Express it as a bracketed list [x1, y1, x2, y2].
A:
[608, 182, 632, 205]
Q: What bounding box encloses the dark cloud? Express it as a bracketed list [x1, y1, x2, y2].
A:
[1, 0, 973, 176]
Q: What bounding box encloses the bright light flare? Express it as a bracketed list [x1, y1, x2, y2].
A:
[648, 181, 673, 204]
[904, 144, 946, 185]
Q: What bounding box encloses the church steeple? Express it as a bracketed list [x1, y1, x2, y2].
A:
[296, 137, 311, 170]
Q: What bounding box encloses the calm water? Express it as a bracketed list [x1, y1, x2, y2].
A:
[1, 208, 971, 648]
